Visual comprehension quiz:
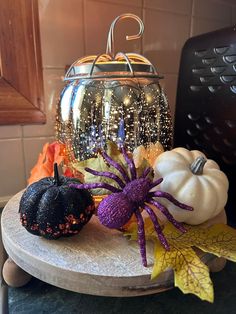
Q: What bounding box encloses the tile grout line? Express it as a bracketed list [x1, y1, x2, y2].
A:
[190, 0, 195, 38]
[82, 0, 87, 56]
[142, 5, 193, 18]
[20, 128, 28, 187]
[92, 0, 142, 9]
[141, 0, 144, 55]
[230, 3, 234, 25]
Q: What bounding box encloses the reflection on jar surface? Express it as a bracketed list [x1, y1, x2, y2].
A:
[55, 76, 172, 161]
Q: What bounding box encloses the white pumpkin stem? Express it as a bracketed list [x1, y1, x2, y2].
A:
[190, 156, 207, 175]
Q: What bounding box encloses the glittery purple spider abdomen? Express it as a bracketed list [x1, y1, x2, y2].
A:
[98, 193, 133, 229]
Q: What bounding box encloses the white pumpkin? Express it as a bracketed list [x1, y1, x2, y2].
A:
[153, 147, 229, 225]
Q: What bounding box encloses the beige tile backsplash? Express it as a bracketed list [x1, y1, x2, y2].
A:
[0, 0, 235, 204]
[0, 139, 26, 199]
[191, 17, 231, 37]
[143, 9, 191, 74]
[232, 6, 236, 23]
[84, 0, 142, 55]
[0, 125, 22, 140]
[39, 0, 84, 68]
[23, 136, 55, 180]
[144, 0, 192, 15]
[193, 0, 231, 21]
[22, 69, 65, 138]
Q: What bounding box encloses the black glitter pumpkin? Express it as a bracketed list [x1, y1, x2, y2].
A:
[19, 164, 95, 239]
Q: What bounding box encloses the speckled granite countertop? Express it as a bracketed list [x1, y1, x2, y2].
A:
[9, 261, 236, 314]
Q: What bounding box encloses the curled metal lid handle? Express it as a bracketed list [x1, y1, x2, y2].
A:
[106, 13, 144, 58]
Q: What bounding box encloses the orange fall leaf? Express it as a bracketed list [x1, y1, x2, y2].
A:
[28, 141, 67, 185]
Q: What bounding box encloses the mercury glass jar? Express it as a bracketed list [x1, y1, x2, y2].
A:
[55, 14, 173, 161]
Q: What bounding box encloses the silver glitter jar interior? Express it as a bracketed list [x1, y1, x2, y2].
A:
[55, 14, 173, 161]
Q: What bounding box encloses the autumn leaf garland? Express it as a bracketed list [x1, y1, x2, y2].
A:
[124, 219, 236, 303]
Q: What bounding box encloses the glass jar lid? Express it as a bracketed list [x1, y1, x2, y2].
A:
[64, 14, 162, 81]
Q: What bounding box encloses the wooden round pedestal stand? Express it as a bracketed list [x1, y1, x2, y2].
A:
[1, 191, 226, 298]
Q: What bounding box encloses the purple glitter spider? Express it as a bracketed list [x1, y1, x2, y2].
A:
[70, 147, 193, 267]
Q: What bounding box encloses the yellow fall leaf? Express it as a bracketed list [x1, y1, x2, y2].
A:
[71, 141, 127, 195]
[72, 141, 152, 195]
[153, 238, 214, 302]
[133, 141, 164, 168]
[124, 217, 236, 303]
[195, 224, 236, 261]
[124, 218, 156, 240]
[162, 222, 236, 262]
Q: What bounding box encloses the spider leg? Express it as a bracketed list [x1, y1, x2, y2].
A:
[149, 178, 163, 189]
[149, 199, 186, 233]
[142, 167, 152, 178]
[151, 191, 193, 211]
[134, 209, 147, 267]
[121, 146, 137, 180]
[144, 205, 170, 251]
[101, 151, 130, 183]
[70, 182, 121, 193]
[84, 167, 125, 189]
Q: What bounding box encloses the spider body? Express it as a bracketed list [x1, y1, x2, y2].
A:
[123, 177, 151, 204]
[71, 146, 193, 267]
[98, 193, 133, 228]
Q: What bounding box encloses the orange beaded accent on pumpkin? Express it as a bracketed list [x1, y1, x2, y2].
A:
[30, 224, 39, 231]
[20, 213, 28, 226]
[59, 224, 65, 230]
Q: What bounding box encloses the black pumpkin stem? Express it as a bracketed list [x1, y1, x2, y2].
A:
[54, 163, 60, 186]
